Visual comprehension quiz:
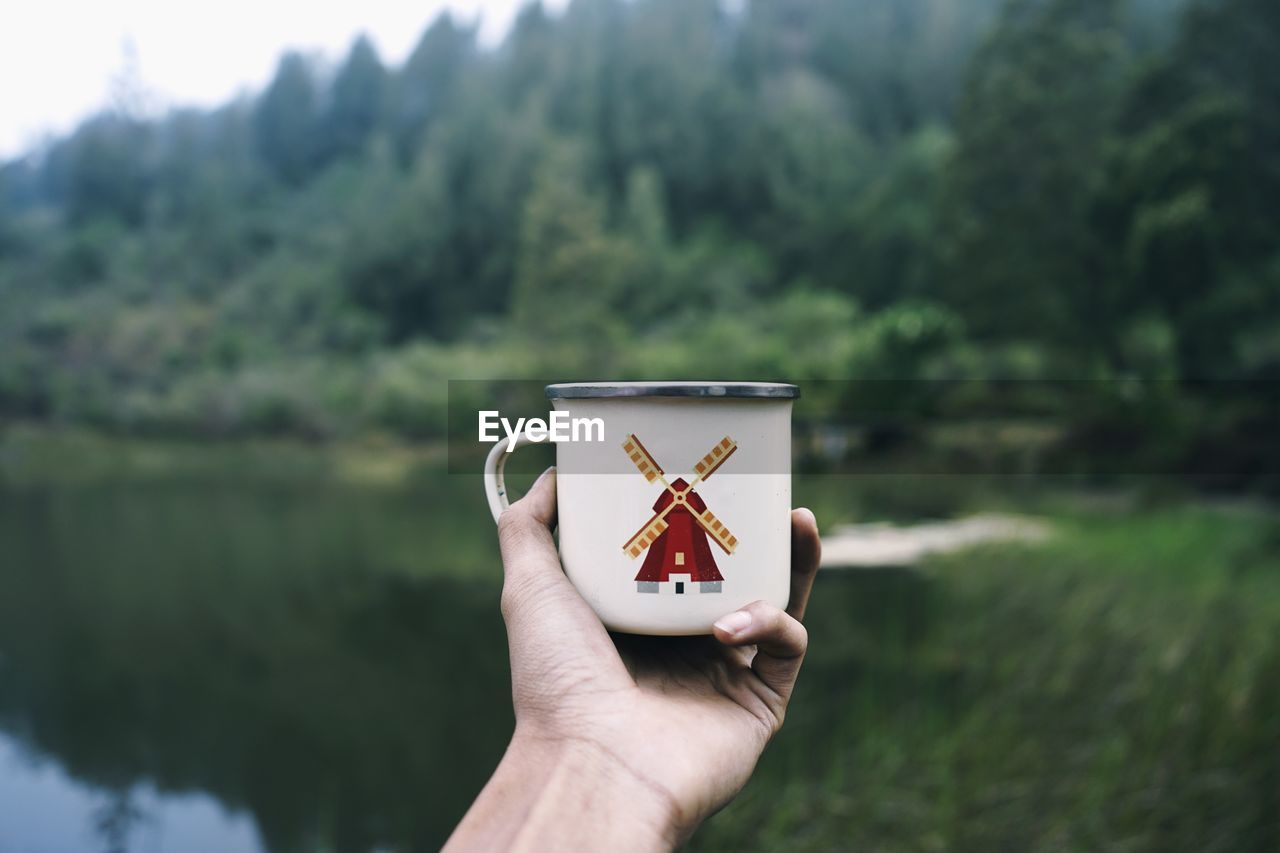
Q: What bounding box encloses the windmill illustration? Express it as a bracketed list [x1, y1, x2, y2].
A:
[621, 434, 739, 594]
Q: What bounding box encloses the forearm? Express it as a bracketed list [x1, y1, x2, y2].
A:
[445, 728, 684, 852]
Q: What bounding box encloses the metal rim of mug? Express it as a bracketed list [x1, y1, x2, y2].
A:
[545, 382, 799, 400]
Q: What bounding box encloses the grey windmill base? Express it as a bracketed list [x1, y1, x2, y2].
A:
[636, 581, 722, 593]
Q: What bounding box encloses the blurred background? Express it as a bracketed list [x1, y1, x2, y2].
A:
[1, 0, 1278, 850]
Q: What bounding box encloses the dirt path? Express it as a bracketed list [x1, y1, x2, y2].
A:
[820, 514, 1052, 569]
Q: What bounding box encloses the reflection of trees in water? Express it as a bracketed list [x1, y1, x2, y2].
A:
[0, 484, 512, 851]
[93, 789, 147, 853]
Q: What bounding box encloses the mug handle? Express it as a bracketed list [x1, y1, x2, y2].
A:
[483, 432, 537, 522]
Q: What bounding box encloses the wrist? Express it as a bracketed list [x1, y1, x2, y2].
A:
[510, 727, 686, 850]
[447, 726, 686, 852]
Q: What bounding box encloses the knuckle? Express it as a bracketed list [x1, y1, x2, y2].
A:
[496, 506, 522, 535]
[499, 575, 533, 621]
[498, 584, 517, 621]
[768, 608, 808, 656]
[497, 508, 534, 548]
[748, 601, 792, 633]
[501, 571, 558, 626]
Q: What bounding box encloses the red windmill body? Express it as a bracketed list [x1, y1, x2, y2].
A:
[621, 435, 740, 595]
[634, 478, 723, 588]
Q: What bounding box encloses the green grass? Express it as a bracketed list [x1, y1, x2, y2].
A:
[693, 501, 1280, 851]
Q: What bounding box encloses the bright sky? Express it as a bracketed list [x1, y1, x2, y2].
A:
[1, 0, 567, 160]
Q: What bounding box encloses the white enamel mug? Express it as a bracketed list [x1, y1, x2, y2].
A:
[483, 382, 798, 635]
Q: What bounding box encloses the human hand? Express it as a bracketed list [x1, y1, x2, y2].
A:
[446, 467, 821, 851]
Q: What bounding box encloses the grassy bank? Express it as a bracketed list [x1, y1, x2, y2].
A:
[696, 502, 1280, 851]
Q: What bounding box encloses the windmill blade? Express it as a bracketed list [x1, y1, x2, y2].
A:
[623, 512, 670, 559]
[690, 437, 737, 485]
[692, 507, 738, 555]
[622, 434, 666, 484]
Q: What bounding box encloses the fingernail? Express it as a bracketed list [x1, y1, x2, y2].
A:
[533, 466, 555, 486]
[714, 610, 752, 636]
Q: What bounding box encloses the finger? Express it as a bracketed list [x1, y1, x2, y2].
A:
[712, 600, 808, 702]
[787, 508, 821, 621]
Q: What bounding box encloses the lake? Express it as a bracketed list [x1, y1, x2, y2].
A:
[0, 432, 914, 851]
[0, 435, 533, 851]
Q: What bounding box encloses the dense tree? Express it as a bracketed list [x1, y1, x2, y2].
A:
[510, 143, 637, 356]
[1097, 0, 1280, 378]
[59, 113, 154, 226]
[323, 35, 388, 161]
[941, 0, 1128, 359]
[499, 2, 556, 106]
[253, 52, 321, 185]
[342, 101, 543, 341]
[392, 14, 477, 161]
[844, 125, 954, 307]
[605, 0, 735, 224]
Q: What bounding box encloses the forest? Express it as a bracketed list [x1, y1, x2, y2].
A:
[0, 0, 1276, 485]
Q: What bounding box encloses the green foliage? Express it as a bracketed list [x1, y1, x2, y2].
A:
[1, 0, 1273, 461]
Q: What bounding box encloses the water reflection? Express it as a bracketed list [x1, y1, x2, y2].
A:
[0, 480, 513, 851]
[0, 731, 263, 853]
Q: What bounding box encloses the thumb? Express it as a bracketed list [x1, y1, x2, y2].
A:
[495, 467, 594, 628]
[495, 467, 621, 681]
[713, 600, 809, 707]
